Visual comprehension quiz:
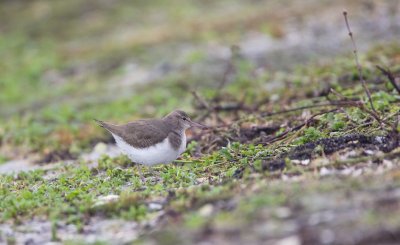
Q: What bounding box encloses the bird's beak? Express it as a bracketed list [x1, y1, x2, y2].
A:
[188, 119, 208, 129]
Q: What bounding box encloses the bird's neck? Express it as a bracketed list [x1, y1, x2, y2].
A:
[172, 128, 186, 137]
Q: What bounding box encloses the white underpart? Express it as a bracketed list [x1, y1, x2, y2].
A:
[111, 133, 186, 166]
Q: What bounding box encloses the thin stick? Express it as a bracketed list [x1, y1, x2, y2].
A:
[191, 91, 211, 110]
[191, 91, 227, 125]
[330, 88, 349, 101]
[261, 109, 339, 145]
[376, 65, 400, 95]
[343, 11, 376, 113]
[260, 100, 361, 117]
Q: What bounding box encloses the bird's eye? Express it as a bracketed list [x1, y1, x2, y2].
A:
[183, 117, 187, 121]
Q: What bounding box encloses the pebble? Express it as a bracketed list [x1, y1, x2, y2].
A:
[274, 235, 301, 245]
[93, 195, 120, 207]
[198, 204, 214, 217]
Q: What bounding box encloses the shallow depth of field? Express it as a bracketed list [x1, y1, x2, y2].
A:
[1, 0, 400, 244]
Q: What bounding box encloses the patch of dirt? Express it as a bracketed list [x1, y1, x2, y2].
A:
[238, 125, 281, 142]
[261, 133, 399, 171]
[38, 149, 77, 164]
[289, 133, 399, 160]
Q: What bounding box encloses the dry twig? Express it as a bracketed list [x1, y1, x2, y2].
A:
[261, 109, 339, 145]
[376, 65, 400, 95]
[260, 100, 361, 117]
[191, 91, 228, 125]
[343, 11, 377, 114]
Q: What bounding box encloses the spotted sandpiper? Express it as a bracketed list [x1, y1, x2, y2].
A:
[95, 110, 207, 178]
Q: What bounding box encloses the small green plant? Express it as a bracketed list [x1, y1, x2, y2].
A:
[371, 91, 396, 112]
[326, 113, 347, 131]
[294, 127, 325, 145]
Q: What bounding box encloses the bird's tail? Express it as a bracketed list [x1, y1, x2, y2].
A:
[93, 119, 106, 127]
[93, 119, 118, 135]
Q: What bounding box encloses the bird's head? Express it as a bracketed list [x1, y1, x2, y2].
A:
[163, 110, 208, 131]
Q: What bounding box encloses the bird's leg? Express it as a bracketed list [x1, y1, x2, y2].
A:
[136, 163, 145, 182]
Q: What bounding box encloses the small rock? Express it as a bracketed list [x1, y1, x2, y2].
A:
[275, 207, 291, 219]
[320, 167, 334, 176]
[375, 136, 384, 144]
[198, 204, 214, 217]
[340, 167, 353, 175]
[274, 235, 301, 245]
[270, 94, 280, 102]
[148, 203, 163, 211]
[93, 195, 119, 207]
[364, 149, 375, 155]
[94, 142, 108, 154]
[291, 159, 310, 166]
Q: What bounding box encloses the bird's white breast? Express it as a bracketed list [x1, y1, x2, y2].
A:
[111, 133, 186, 166]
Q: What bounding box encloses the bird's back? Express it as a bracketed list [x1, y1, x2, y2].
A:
[95, 119, 171, 148]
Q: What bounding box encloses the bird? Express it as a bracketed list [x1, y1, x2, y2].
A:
[95, 110, 207, 178]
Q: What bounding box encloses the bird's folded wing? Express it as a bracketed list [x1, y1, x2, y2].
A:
[118, 120, 170, 148]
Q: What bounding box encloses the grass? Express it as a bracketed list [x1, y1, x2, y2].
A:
[0, 152, 235, 223]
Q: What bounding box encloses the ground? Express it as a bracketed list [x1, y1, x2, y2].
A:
[1, 0, 400, 244]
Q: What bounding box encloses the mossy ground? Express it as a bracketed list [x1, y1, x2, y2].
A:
[1, 1, 400, 244]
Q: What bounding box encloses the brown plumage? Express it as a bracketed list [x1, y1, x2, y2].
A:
[94, 110, 202, 150]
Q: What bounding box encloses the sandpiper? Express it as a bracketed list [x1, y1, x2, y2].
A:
[95, 110, 207, 177]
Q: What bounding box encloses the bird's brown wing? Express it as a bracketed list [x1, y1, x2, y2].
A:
[96, 119, 170, 148]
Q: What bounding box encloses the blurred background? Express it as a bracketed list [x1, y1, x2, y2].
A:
[0, 0, 399, 157]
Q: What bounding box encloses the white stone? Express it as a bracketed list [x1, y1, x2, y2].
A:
[94, 142, 108, 154]
[93, 195, 119, 207]
[320, 167, 334, 176]
[275, 207, 292, 219]
[274, 235, 301, 245]
[198, 204, 214, 217]
[148, 203, 163, 211]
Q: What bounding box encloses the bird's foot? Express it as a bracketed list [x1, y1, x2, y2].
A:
[136, 164, 146, 183]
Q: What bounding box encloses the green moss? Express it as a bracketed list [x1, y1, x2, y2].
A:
[294, 127, 326, 145]
[371, 91, 397, 112]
